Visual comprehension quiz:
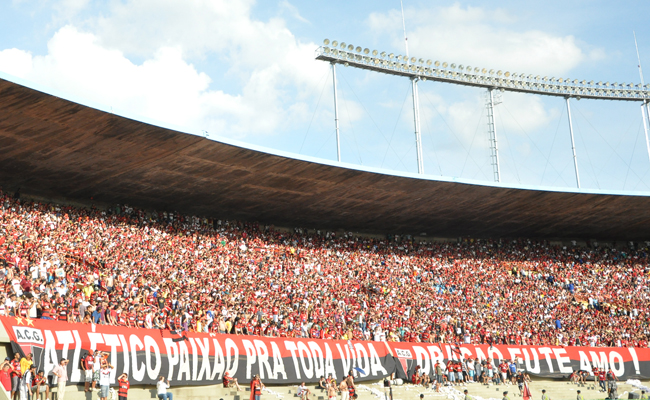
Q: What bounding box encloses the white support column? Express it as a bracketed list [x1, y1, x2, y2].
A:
[634, 32, 650, 166]
[641, 103, 650, 164]
[486, 89, 501, 182]
[566, 97, 581, 188]
[331, 62, 341, 162]
[411, 77, 424, 174]
[644, 102, 650, 164]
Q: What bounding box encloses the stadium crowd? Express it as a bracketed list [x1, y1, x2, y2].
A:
[0, 190, 648, 348]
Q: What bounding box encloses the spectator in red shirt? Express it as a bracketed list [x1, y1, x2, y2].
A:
[117, 373, 129, 400]
[10, 352, 21, 400]
[0, 358, 12, 392]
[82, 349, 95, 392]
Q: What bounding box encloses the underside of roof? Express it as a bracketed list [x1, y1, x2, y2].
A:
[0, 76, 649, 241]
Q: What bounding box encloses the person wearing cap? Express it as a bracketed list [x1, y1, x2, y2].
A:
[576, 390, 584, 400]
[52, 359, 68, 400]
[222, 371, 241, 391]
[463, 389, 473, 400]
[640, 390, 646, 399]
[502, 391, 510, 400]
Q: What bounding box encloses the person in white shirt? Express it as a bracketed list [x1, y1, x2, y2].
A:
[0, 296, 7, 316]
[11, 278, 22, 297]
[467, 359, 475, 382]
[29, 265, 38, 280]
[297, 382, 310, 400]
[99, 364, 114, 400]
[93, 352, 103, 388]
[52, 359, 69, 400]
[19, 365, 35, 400]
[156, 376, 172, 400]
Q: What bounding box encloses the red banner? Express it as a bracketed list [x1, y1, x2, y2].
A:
[0, 316, 395, 385]
[387, 342, 650, 380]
[2, 316, 649, 387]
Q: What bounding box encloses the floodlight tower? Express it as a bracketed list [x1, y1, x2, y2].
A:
[315, 40, 650, 186]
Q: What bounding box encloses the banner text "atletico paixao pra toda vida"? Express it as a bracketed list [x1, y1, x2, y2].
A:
[3, 317, 650, 385]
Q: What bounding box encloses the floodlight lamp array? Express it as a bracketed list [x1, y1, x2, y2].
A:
[317, 39, 650, 102]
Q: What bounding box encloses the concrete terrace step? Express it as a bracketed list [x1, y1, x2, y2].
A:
[17, 379, 650, 400]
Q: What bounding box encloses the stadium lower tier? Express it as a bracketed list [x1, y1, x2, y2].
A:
[0, 192, 648, 352]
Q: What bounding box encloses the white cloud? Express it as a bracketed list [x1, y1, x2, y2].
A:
[0, 0, 329, 138]
[496, 92, 558, 134]
[368, 4, 597, 77]
[54, 0, 89, 19]
[0, 48, 33, 77]
[279, 0, 310, 24]
[366, 3, 583, 153]
[0, 24, 326, 136]
[412, 88, 557, 152]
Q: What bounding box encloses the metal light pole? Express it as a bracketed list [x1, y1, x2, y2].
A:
[566, 97, 581, 188]
[487, 89, 501, 182]
[411, 77, 424, 174]
[634, 32, 650, 164]
[331, 62, 341, 162]
[641, 105, 650, 164]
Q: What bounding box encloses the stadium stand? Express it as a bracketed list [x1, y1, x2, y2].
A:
[0, 190, 647, 349]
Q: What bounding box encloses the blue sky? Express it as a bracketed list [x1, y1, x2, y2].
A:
[1, 0, 650, 191]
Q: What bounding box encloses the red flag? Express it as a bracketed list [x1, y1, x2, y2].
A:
[522, 382, 532, 400]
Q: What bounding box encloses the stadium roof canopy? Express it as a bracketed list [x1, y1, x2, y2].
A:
[1, 74, 650, 241]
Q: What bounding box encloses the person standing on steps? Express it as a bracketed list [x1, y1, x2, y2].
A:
[98, 363, 114, 400]
[51, 359, 68, 400]
[117, 373, 129, 400]
[327, 380, 337, 400]
[10, 352, 22, 400]
[156, 376, 172, 400]
[339, 378, 348, 400]
[250, 375, 264, 400]
[82, 350, 95, 392]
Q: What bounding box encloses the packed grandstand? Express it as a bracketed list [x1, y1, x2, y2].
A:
[0, 189, 647, 349]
